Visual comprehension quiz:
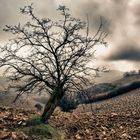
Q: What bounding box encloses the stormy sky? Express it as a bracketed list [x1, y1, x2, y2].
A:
[0, 0, 140, 72]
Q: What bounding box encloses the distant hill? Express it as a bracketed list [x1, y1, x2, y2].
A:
[59, 73, 140, 111]
[113, 75, 140, 85]
[94, 70, 123, 83]
[0, 70, 123, 87]
[0, 70, 140, 111]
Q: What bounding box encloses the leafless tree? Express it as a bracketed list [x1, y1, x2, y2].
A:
[0, 5, 107, 123]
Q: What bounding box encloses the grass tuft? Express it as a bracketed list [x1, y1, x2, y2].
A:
[19, 115, 65, 140]
[26, 115, 42, 126]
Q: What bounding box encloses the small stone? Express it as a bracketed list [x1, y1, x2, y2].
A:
[11, 132, 17, 139]
[101, 126, 108, 130]
[22, 122, 26, 126]
[102, 131, 106, 135]
[75, 134, 82, 140]
[18, 121, 22, 125]
[85, 129, 90, 134]
[111, 113, 118, 117]
[0, 131, 10, 139]
[121, 133, 131, 139]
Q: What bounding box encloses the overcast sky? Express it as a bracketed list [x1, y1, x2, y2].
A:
[0, 0, 140, 72]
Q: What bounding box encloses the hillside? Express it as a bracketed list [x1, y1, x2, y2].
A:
[57, 75, 140, 111]
[1, 73, 140, 139]
[51, 88, 140, 139]
[0, 73, 139, 111]
[1, 88, 140, 139]
[94, 70, 123, 83]
[113, 74, 140, 85]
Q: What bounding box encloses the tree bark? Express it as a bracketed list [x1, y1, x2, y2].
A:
[41, 89, 64, 123]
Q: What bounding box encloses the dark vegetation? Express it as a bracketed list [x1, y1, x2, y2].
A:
[34, 103, 43, 112]
[59, 83, 117, 112]
[21, 116, 64, 139]
[58, 76, 140, 112]
[88, 80, 140, 103]
[123, 70, 140, 78]
[89, 83, 116, 93]
[0, 106, 64, 140]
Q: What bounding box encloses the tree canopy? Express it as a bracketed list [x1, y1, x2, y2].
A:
[0, 5, 107, 122]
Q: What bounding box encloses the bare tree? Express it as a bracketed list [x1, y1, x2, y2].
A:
[0, 5, 107, 123]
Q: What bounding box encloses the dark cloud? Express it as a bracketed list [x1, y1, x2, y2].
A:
[106, 43, 140, 61]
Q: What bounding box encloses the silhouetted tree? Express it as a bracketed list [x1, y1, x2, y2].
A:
[0, 5, 107, 123]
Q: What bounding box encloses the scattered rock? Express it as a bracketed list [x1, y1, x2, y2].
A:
[0, 130, 10, 139]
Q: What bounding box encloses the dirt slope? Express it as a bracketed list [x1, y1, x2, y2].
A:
[49, 88, 140, 139]
[1, 88, 140, 139]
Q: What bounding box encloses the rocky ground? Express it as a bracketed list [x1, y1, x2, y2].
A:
[0, 88, 140, 140]
[76, 88, 140, 114]
[0, 107, 37, 140]
[50, 88, 140, 140]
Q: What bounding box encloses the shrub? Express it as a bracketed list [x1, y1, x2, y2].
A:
[59, 95, 80, 112]
[94, 83, 116, 93]
[20, 115, 65, 139]
[34, 103, 43, 111]
[26, 116, 42, 126]
[59, 83, 116, 111]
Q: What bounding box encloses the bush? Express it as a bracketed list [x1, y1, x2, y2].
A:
[94, 83, 116, 93]
[59, 95, 80, 112]
[59, 83, 116, 111]
[26, 116, 42, 126]
[34, 103, 43, 111]
[27, 124, 56, 138]
[20, 115, 65, 139]
[123, 70, 138, 77]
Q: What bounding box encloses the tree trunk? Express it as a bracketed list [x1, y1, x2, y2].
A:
[41, 94, 59, 123]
